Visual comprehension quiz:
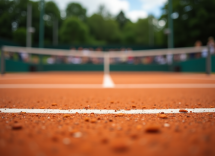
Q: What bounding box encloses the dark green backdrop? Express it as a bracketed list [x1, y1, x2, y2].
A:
[1, 56, 214, 73]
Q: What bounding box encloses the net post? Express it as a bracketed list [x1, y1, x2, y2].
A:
[26, 4, 32, 47]
[206, 46, 211, 75]
[168, 0, 174, 48]
[104, 53, 110, 75]
[1, 46, 5, 75]
[38, 0, 44, 72]
[39, 0, 44, 48]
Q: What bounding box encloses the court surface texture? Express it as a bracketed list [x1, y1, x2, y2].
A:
[0, 72, 215, 156]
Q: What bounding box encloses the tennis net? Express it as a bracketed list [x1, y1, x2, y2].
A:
[1, 45, 212, 74]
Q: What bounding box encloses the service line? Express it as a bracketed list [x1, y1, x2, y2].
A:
[0, 108, 215, 114]
[1, 84, 215, 88]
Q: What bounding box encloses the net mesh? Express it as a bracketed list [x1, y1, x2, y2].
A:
[1, 45, 211, 73]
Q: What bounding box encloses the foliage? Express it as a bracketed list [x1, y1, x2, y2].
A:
[87, 14, 121, 44]
[60, 17, 89, 44]
[116, 11, 128, 29]
[0, 0, 166, 46]
[13, 27, 26, 46]
[45, 1, 61, 20]
[160, 0, 215, 47]
[66, 3, 87, 21]
[0, 0, 13, 39]
[0, 0, 28, 40]
[122, 21, 136, 45]
[3, 0, 214, 47]
[44, 1, 61, 45]
[97, 5, 112, 19]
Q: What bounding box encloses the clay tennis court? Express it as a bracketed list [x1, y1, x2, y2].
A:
[0, 72, 215, 156]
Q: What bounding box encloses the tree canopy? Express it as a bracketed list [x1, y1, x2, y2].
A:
[60, 17, 89, 44]
[116, 11, 128, 29]
[160, 0, 215, 47]
[1, 0, 214, 47]
[66, 3, 87, 21]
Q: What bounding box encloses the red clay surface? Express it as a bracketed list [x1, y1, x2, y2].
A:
[111, 72, 215, 84]
[0, 89, 214, 109]
[0, 72, 103, 84]
[0, 113, 215, 156]
[0, 72, 215, 156]
[1, 72, 215, 84]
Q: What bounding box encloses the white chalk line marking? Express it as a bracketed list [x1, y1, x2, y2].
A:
[173, 77, 215, 81]
[1, 84, 215, 88]
[0, 76, 41, 80]
[1, 77, 215, 81]
[0, 84, 102, 88]
[0, 108, 214, 114]
[102, 74, 115, 88]
[115, 84, 215, 88]
[0, 78, 35, 80]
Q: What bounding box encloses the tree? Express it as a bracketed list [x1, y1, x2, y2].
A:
[104, 19, 121, 44]
[13, 27, 26, 46]
[121, 16, 165, 46]
[60, 17, 89, 44]
[135, 18, 149, 45]
[45, 1, 61, 20]
[0, 0, 28, 40]
[87, 14, 105, 42]
[44, 1, 61, 45]
[160, 0, 215, 47]
[116, 11, 128, 29]
[30, 1, 40, 46]
[122, 21, 136, 45]
[97, 5, 112, 19]
[0, 0, 13, 39]
[66, 3, 87, 21]
[87, 14, 121, 44]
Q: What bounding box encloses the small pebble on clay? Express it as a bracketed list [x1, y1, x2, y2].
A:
[159, 114, 168, 119]
[91, 118, 97, 123]
[12, 123, 23, 130]
[145, 123, 160, 133]
[63, 138, 70, 145]
[73, 132, 82, 138]
[164, 123, 170, 127]
[111, 140, 129, 152]
[179, 109, 188, 113]
[85, 118, 89, 122]
[132, 105, 136, 108]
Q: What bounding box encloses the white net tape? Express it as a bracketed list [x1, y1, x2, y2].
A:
[1, 45, 209, 74]
[2, 46, 206, 57]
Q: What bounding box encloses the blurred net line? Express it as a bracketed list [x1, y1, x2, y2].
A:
[1, 45, 211, 75]
[2, 46, 207, 57]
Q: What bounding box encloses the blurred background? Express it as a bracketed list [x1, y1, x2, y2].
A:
[0, 0, 215, 73]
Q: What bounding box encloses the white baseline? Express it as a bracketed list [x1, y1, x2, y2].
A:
[0, 108, 214, 114]
[1, 84, 215, 88]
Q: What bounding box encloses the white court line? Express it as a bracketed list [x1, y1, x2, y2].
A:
[102, 74, 115, 88]
[1, 84, 215, 88]
[0, 78, 35, 80]
[0, 77, 38, 80]
[171, 77, 215, 81]
[115, 84, 215, 88]
[0, 84, 102, 88]
[0, 108, 215, 114]
[0, 76, 41, 80]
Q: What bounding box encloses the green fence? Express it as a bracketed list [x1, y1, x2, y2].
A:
[4, 60, 29, 72]
[174, 57, 208, 72]
[42, 64, 104, 71]
[1, 56, 214, 73]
